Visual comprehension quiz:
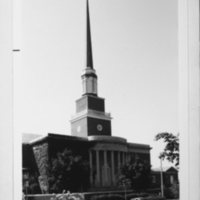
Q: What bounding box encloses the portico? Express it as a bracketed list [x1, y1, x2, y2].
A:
[87, 135, 151, 188]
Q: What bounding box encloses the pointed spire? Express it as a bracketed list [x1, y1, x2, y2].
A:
[81, 0, 98, 96]
[86, 0, 93, 69]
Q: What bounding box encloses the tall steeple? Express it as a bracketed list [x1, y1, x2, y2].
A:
[86, 0, 93, 69]
[81, 0, 98, 96]
[71, 0, 112, 138]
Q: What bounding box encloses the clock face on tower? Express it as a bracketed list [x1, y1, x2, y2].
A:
[97, 124, 103, 131]
[71, 117, 111, 137]
[87, 117, 111, 136]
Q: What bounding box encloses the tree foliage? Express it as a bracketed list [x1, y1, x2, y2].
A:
[48, 148, 89, 193]
[119, 157, 151, 191]
[155, 132, 179, 167]
[23, 172, 41, 194]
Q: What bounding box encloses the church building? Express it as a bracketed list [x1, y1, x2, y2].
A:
[22, 0, 151, 193]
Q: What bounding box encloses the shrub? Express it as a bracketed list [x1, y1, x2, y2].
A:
[126, 193, 148, 200]
[50, 192, 84, 200]
[119, 158, 151, 191]
[49, 149, 90, 193]
[131, 197, 166, 200]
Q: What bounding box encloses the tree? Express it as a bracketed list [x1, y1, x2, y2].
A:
[48, 148, 89, 193]
[154, 132, 179, 167]
[119, 157, 151, 191]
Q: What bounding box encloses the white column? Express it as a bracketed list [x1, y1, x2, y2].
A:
[122, 152, 125, 165]
[127, 152, 130, 162]
[95, 150, 100, 186]
[89, 150, 93, 185]
[103, 150, 108, 185]
[179, 0, 200, 199]
[111, 151, 115, 185]
[118, 151, 121, 174]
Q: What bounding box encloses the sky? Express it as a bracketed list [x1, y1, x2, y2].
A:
[14, 0, 178, 168]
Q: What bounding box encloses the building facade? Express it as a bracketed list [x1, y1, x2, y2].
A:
[151, 166, 179, 189]
[22, 0, 151, 193]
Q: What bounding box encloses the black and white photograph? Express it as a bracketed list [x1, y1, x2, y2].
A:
[0, 0, 199, 200]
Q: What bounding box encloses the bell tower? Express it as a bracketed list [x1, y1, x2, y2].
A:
[71, 0, 112, 137]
